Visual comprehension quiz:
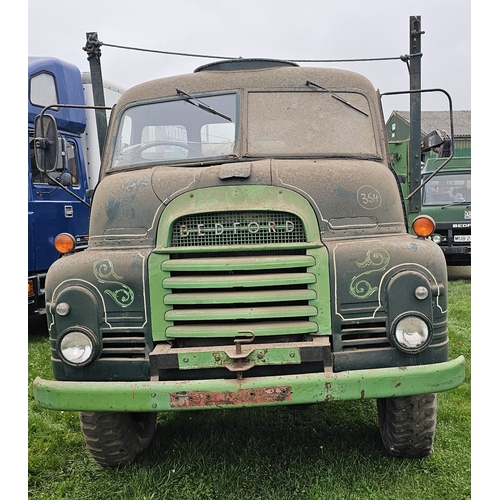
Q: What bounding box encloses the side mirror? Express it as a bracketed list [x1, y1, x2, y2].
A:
[34, 113, 59, 173]
[47, 172, 72, 187]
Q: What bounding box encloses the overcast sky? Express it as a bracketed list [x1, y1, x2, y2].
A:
[27, 0, 471, 118]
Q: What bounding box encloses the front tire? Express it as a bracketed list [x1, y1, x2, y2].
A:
[377, 393, 437, 458]
[79, 411, 157, 467]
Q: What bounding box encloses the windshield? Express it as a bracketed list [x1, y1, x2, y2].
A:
[247, 90, 376, 156]
[112, 93, 237, 167]
[111, 89, 378, 168]
[422, 172, 471, 206]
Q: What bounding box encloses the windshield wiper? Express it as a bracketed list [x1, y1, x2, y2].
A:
[441, 201, 471, 208]
[306, 80, 369, 117]
[176, 89, 232, 122]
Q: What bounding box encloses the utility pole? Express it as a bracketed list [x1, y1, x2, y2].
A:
[83, 32, 108, 158]
[409, 16, 424, 213]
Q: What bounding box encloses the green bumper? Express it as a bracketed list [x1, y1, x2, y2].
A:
[33, 356, 465, 412]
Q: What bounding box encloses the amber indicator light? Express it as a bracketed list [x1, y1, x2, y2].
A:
[54, 233, 76, 254]
[412, 215, 435, 238]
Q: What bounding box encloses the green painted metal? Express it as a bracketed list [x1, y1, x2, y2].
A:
[161, 255, 316, 271]
[33, 355, 465, 412]
[154, 242, 321, 254]
[164, 289, 317, 305]
[165, 320, 319, 338]
[165, 305, 317, 321]
[163, 272, 317, 289]
[422, 156, 471, 174]
[154, 186, 323, 247]
[175, 346, 301, 370]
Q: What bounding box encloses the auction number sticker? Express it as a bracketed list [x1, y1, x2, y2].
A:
[357, 185, 382, 210]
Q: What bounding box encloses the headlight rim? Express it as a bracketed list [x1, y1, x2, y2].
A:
[390, 312, 433, 354]
[57, 326, 98, 367]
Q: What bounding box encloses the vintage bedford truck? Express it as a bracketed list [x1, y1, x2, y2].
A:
[33, 58, 465, 467]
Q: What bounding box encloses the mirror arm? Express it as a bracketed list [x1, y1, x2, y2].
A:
[47, 174, 91, 208]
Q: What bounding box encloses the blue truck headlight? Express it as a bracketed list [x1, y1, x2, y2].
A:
[58, 327, 97, 366]
[391, 314, 431, 353]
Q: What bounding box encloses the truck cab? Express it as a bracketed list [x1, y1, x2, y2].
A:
[420, 156, 471, 265]
[390, 130, 471, 266]
[33, 59, 464, 466]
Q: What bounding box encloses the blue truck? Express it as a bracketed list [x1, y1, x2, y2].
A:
[28, 56, 123, 315]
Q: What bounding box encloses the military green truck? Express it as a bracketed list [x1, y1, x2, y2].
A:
[390, 131, 471, 266]
[33, 58, 465, 467]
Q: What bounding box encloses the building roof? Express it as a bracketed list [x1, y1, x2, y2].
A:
[388, 110, 471, 138]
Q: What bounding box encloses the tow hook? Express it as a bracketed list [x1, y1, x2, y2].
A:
[234, 330, 255, 379]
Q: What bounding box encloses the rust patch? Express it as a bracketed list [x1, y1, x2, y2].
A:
[170, 386, 292, 408]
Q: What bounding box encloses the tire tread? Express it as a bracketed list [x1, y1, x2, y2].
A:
[377, 393, 437, 458]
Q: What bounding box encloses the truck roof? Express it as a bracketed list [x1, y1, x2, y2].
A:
[118, 59, 380, 109]
[28, 56, 86, 133]
[422, 156, 471, 174]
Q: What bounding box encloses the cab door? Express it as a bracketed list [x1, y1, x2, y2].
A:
[28, 133, 90, 273]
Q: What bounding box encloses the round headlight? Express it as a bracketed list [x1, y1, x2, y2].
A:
[431, 234, 442, 244]
[58, 328, 96, 366]
[392, 314, 431, 353]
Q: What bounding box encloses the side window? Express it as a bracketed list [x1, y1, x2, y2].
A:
[29, 135, 79, 186]
[30, 72, 58, 109]
[65, 142, 79, 185]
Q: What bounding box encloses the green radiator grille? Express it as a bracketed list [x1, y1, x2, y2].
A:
[160, 251, 319, 339]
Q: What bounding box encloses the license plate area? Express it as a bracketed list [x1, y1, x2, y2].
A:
[170, 386, 293, 408]
[150, 337, 332, 380]
[454, 235, 471, 242]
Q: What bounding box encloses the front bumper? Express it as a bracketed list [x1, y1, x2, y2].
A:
[441, 244, 471, 265]
[33, 355, 465, 412]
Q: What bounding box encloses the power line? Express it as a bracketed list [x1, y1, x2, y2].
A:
[100, 41, 418, 64]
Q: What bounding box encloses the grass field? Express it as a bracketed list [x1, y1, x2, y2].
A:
[28, 275, 471, 500]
